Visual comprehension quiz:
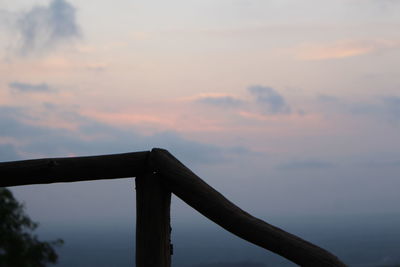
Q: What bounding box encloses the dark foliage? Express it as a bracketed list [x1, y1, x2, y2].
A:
[0, 188, 63, 267]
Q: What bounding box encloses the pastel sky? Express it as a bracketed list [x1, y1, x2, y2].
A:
[1, 0, 400, 225]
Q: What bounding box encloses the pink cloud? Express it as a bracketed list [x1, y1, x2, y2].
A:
[295, 39, 400, 60]
[81, 107, 230, 135]
[82, 110, 170, 126]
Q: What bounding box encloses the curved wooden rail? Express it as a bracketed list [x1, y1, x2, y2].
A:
[150, 148, 346, 267]
[0, 148, 346, 266]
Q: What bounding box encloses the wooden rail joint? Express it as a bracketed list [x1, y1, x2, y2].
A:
[0, 148, 347, 266]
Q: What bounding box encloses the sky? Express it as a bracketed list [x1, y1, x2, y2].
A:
[1, 0, 400, 243]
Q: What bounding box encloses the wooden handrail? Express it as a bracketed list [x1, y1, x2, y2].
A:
[0, 151, 149, 187]
[150, 148, 346, 267]
[0, 148, 347, 266]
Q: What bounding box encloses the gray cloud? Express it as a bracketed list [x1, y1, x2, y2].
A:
[0, 9, 16, 28]
[277, 160, 335, 171]
[0, 106, 45, 137]
[361, 159, 400, 168]
[196, 95, 243, 107]
[194, 86, 292, 116]
[16, 0, 80, 54]
[317, 94, 400, 122]
[317, 94, 341, 103]
[248, 85, 291, 114]
[348, 96, 400, 121]
[371, 0, 400, 9]
[9, 81, 54, 93]
[0, 105, 248, 165]
[0, 144, 20, 162]
[382, 96, 400, 119]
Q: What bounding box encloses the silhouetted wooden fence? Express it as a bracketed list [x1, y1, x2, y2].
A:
[0, 148, 347, 266]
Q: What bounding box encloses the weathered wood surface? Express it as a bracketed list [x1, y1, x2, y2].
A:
[0, 151, 149, 187]
[150, 148, 346, 267]
[136, 172, 171, 267]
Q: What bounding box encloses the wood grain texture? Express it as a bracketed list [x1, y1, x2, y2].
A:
[136, 172, 171, 267]
[0, 151, 149, 187]
[150, 148, 346, 267]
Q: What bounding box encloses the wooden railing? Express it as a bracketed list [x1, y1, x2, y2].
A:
[0, 148, 347, 266]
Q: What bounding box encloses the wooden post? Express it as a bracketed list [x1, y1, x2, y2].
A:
[135, 172, 171, 267]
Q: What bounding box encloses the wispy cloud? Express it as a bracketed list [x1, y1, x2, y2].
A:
[296, 40, 400, 60]
[85, 63, 107, 72]
[193, 86, 292, 116]
[382, 96, 400, 119]
[16, 0, 80, 55]
[316, 93, 400, 122]
[248, 85, 291, 114]
[0, 105, 250, 164]
[0, 144, 20, 162]
[277, 160, 335, 171]
[0, 9, 16, 28]
[317, 94, 341, 103]
[8, 81, 54, 93]
[370, 0, 400, 9]
[195, 94, 243, 107]
[361, 159, 400, 168]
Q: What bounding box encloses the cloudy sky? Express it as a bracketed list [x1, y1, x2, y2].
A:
[1, 0, 400, 228]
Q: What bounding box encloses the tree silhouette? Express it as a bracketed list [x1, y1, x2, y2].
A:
[0, 188, 63, 267]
